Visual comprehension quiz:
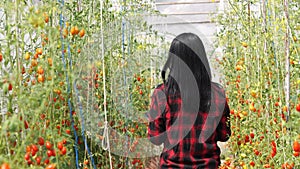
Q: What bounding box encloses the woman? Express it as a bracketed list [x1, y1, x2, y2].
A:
[147, 33, 231, 169]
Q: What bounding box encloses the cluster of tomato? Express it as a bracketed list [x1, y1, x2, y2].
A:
[23, 137, 67, 167]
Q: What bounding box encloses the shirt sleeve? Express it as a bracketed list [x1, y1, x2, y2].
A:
[147, 88, 167, 145]
[216, 101, 231, 142]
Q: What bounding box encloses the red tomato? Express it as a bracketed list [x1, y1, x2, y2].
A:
[38, 137, 44, 146]
[27, 159, 32, 165]
[24, 120, 29, 129]
[51, 149, 56, 156]
[57, 142, 63, 150]
[254, 149, 261, 156]
[66, 129, 71, 135]
[31, 144, 38, 152]
[8, 83, 12, 91]
[293, 141, 300, 152]
[24, 153, 30, 161]
[62, 139, 67, 144]
[45, 141, 52, 150]
[35, 156, 41, 165]
[250, 132, 255, 138]
[44, 158, 50, 165]
[296, 103, 300, 112]
[31, 149, 36, 156]
[47, 150, 53, 157]
[61, 147, 67, 155]
[0, 53, 3, 62]
[249, 161, 255, 167]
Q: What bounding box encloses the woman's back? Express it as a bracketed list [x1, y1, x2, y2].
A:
[147, 82, 231, 169]
[147, 33, 231, 169]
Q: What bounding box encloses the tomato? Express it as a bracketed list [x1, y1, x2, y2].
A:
[62, 139, 67, 144]
[282, 105, 288, 112]
[38, 137, 44, 146]
[79, 29, 85, 38]
[31, 149, 36, 156]
[296, 103, 300, 112]
[47, 58, 53, 66]
[263, 164, 271, 168]
[35, 156, 41, 165]
[241, 42, 248, 48]
[45, 164, 56, 169]
[43, 13, 49, 23]
[293, 141, 300, 152]
[36, 48, 42, 55]
[31, 59, 38, 67]
[37, 66, 44, 74]
[254, 149, 261, 156]
[83, 160, 89, 165]
[45, 141, 52, 150]
[47, 150, 53, 157]
[34, 53, 39, 59]
[0, 53, 3, 62]
[71, 26, 79, 35]
[66, 129, 71, 135]
[27, 159, 32, 165]
[26, 145, 31, 153]
[31, 144, 38, 152]
[244, 135, 250, 142]
[235, 65, 242, 71]
[24, 152, 30, 161]
[281, 163, 293, 169]
[8, 83, 12, 91]
[21, 66, 26, 74]
[0, 163, 10, 169]
[293, 151, 299, 157]
[24, 120, 29, 129]
[61, 146, 67, 155]
[250, 132, 255, 138]
[37, 74, 45, 83]
[63, 28, 68, 38]
[51, 149, 56, 156]
[249, 161, 255, 167]
[44, 158, 50, 165]
[57, 142, 63, 150]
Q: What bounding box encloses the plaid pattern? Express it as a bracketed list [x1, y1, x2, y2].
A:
[147, 82, 231, 169]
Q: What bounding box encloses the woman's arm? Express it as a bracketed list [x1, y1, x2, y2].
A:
[147, 88, 167, 145]
[216, 101, 231, 142]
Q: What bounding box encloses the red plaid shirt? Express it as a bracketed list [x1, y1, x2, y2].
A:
[147, 82, 231, 169]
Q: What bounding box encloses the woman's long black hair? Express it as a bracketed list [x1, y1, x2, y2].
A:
[162, 33, 212, 113]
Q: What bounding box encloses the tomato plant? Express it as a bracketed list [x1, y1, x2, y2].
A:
[0, 0, 165, 168]
[215, 0, 300, 168]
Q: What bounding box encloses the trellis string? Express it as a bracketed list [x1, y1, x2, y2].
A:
[58, 0, 79, 168]
[99, 0, 113, 169]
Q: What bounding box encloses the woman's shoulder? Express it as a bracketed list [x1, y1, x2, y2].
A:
[211, 82, 226, 97]
[155, 83, 165, 90]
[151, 83, 166, 99]
[211, 82, 224, 90]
